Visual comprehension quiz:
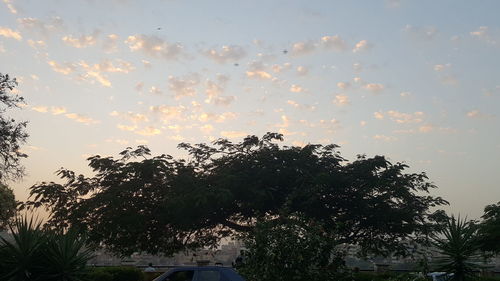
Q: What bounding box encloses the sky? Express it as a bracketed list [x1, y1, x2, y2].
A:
[1, 0, 499, 219]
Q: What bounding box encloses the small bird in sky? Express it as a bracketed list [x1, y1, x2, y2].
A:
[157, 27, 162, 30]
[283, 49, 288, 54]
[234, 63, 239, 66]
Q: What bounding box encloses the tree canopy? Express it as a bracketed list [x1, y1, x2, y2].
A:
[27, 133, 448, 256]
[478, 201, 500, 253]
[0, 73, 28, 182]
[0, 183, 17, 230]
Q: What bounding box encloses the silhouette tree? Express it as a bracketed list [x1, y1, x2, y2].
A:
[0, 183, 17, 229]
[0, 73, 28, 182]
[27, 133, 448, 256]
[477, 201, 500, 253]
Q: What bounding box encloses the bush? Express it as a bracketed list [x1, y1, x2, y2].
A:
[0, 217, 93, 281]
[87, 267, 144, 281]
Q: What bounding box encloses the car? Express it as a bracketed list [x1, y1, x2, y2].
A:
[153, 266, 246, 281]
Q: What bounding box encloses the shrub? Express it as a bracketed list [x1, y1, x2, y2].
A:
[0, 217, 93, 281]
[87, 267, 144, 281]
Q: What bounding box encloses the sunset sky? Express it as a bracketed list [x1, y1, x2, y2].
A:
[1, 0, 499, 218]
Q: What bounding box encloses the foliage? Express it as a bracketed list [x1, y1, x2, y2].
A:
[477, 201, 500, 253]
[0, 73, 28, 182]
[0, 183, 17, 229]
[431, 216, 482, 281]
[86, 267, 144, 281]
[238, 214, 344, 281]
[0, 216, 94, 281]
[27, 133, 448, 256]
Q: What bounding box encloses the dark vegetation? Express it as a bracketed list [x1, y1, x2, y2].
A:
[1, 73, 499, 281]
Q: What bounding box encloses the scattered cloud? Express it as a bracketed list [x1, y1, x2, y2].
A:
[62, 31, 99, 48]
[376, 110, 424, 124]
[103, 34, 119, 53]
[149, 86, 162, 95]
[333, 94, 350, 106]
[198, 112, 237, 123]
[18, 17, 64, 36]
[47, 61, 77, 75]
[403, 25, 438, 41]
[0, 27, 22, 40]
[320, 35, 348, 51]
[352, 40, 372, 53]
[125, 34, 184, 60]
[290, 84, 304, 93]
[373, 134, 397, 142]
[31, 105, 48, 113]
[203, 45, 246, 63]
[246, 70, 273, 80]
[296, 66, 309, 76]
[3, 0, 17, 14]
[363, 83, 385, 93]
[337, 82, 350, 90]
[168, 73, 200, 99]
[220, 131, 247, 138]
[110, 111, 149, 123]
[65, 113, 99, 125]
[149, 105, 186, 122]
[135, 126, 161, 136]
[470, 26, 498, 45]
[290, 40, 316, 56]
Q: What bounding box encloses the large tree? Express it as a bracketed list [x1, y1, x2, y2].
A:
[27, 133, 448, 256]
[0, 73, 28, 182]
[477, 201, 500, 253]
[0, 183, 17, 230]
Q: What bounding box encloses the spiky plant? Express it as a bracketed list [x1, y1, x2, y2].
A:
[432, 216, 482, 281]
[0, 216, 94, 281]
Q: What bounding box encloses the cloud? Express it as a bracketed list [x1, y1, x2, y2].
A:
[149, 105, 186, 122]
[18, 17, 64, 36]
[3, 0, 17, 14]
[200, 124, 214, 134]
[198, 112, 237, 123]
[466, 110, 492, 119]
[352, 40, 372, 53]
[337, 82, 350, 90]
[470, 26, 497, 45]
[419, 124, 434, 133]
[65, 113, 99, 125]
[168, 73, 200, 99]
[373, 135, 397, 142]
[246, 71, 273, 80]
[47, 61, 77, 75]
[110, 111, 149, 123]
[403, 25, 438, 41]
[296, 66, 309, 76]
[400, 91, 411, 97]
[360, 121, 367, 127]
[286, 100, 315, 111]
[376, 110, 424, 124]
[374, 112, 384, 119]
[290, 40, 316, 56]
[433, 64, 451, 72]
[204, 74, 234, 105]
[440, 74, 459, 86]
[290, 84, 304, 93]
[117, 124, 137, 131]
[363, 83, 385, 93]
[221, 131, 247, 138]
[0, 27, 22, 40]
[62, 31, 99, 48]
[333, 94, 350, 106]
[149, 86, 162, 95]
[31, 106, 48, 113]
[135, 126, 161, 136]
[103, 34, 119, 53]
[320, 35, 348, 51]
[204, 45, 246, 63]
[51, 106, 67, 115]
[125, 34, 184, 60]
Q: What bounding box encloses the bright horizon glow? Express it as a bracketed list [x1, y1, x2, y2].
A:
[1, 0, 500, 219]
